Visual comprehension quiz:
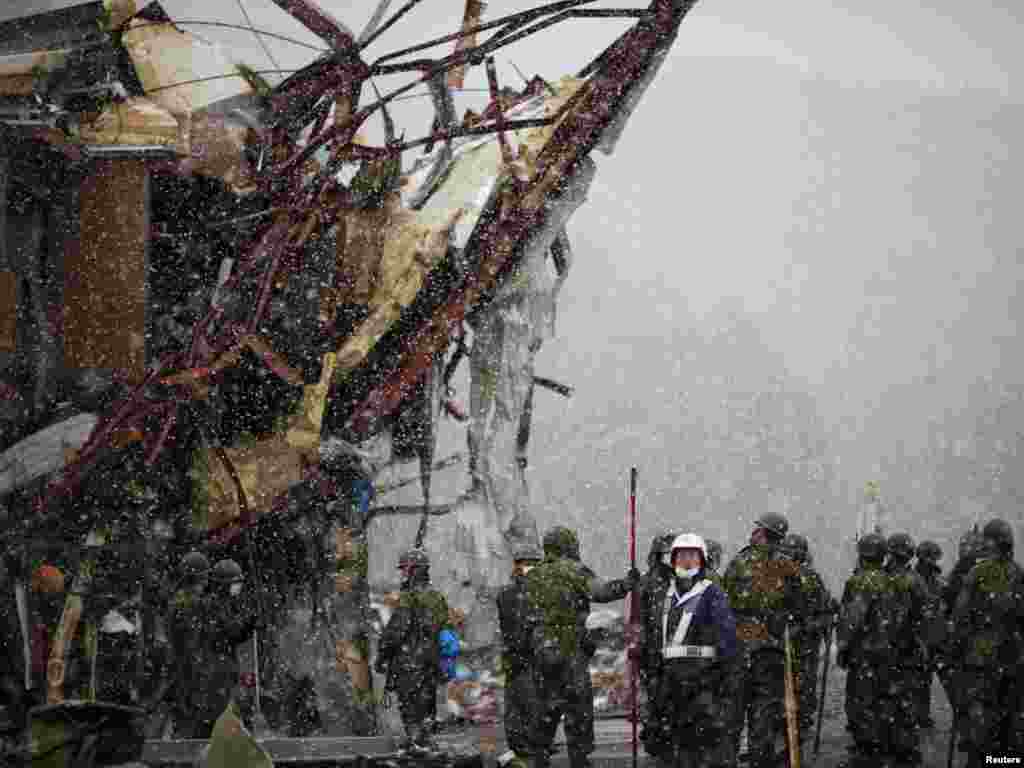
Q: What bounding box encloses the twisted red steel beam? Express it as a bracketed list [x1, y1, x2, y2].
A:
[345, 0, 698, 437]
[30, 0, 696, 533]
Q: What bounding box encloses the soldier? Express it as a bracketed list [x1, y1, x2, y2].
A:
[635, 532, 677, 758]
[912, 540, 947, 727]
[168, 550, 213, 738]
[944, 527, 985, 613]
[782, 532, 833, 741]
[195, 559, 262, 735]
[949, 518, 1024, 766]
[639, 533, 738, 768]
[836, 532, 926, 768]
[497, 539, 544, 768]
[722, 513, 807, 768]
[375, 548, 449, 751]
[525, 526, 638, 768]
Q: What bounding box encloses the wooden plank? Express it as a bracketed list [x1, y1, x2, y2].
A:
[64, 158, 148, 380]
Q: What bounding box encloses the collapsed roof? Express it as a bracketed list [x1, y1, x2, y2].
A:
[0, 0, 696, 548]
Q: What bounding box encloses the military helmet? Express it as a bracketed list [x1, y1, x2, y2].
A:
[511, 540, 543, 562]
[916, 540, 942, 563]
[753, 512, 789, 541]
[782, 533, 809, 563]
[982, 518, 1014, 556]
[210, 558, 243, 583]
[543, 526, 580, 561]
[179, 551, 210, 580]
[886, 533, 915, 562]
[857, 533, 887, 562]
[398, 548, 430, 570]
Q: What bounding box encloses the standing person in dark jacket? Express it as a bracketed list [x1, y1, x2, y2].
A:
[194, 559, 261, 735]
[722, 513, 808, 768]
[525, 526, 638, 768]
[375, 548, 449, 751]
[168, 550, 213, 738]
[635, 532, 677, 758]
[837, 532, 926, 768]
[949, 518, 1024, 766]
[782, 532, 833, 742]
[912, 540, 947, 727]
[497, 540, 544, 768]
[640, 533, 738, 768]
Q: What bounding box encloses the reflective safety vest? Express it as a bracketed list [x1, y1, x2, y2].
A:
[661, 579, 716, 659]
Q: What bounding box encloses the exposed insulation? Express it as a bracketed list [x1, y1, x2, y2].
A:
[332, 196, 463, 374]
[121, 21, 253, 115]
[77, 97, 180, 147]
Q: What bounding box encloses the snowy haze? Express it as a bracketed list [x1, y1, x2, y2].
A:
[44, 0, 1020, 594]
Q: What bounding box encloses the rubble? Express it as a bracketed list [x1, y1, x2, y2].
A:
[0, 0, 699, 752]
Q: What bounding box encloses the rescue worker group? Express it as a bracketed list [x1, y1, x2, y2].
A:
[376, 515, 1022, 768]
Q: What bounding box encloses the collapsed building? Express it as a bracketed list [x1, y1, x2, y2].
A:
[0, 0, 695, 760]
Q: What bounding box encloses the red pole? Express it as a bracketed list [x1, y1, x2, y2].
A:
[628, 466, 638, 768]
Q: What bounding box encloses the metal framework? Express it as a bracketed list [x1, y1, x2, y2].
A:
[19, 0, 699, 535]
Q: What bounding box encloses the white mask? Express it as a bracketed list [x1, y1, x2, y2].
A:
[229, 582, 243, 596]
[675, 566, 700, 579]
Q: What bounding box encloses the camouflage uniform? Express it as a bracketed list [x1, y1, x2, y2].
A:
[722, 513, 808, 768]
[497, 541, 544, 766]
[836, 533, 926, 768]
[782, 533, 834, 741]
[912, 541, 947, 728]
[639, 533, 738, 768]
[525, 526, 636, 768]
[949, 519, 1024, 767]
[375, 549, 449, 750]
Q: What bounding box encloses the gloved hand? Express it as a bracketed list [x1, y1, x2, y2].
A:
[627, 567, 642, 588]
[836, 648, 850, 670]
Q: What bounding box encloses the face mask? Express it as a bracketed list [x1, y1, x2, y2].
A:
[675, 566, 700, 579]
[229, 582, 243, 597]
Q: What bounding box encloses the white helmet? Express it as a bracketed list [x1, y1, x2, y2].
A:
[670, 533, 708, 564]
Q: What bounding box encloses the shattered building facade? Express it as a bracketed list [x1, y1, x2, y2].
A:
[0, 0, 694, 757]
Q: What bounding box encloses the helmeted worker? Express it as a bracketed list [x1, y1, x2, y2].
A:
[636, 532, 678, 755]
[192, 559, 260, 735]
[944, 526, 986, 613]
[525, 526, 638, 768]
[722, 512, 808, 768]
[949, 518, 1024, 766]
[782, 532, 833, 741]
[837, 532, 926, 767]
[639, 533, 737, 767]
[497, 539, 545, 768]
[168, 550, 214, 738]
[912, 540, 947, 727]
[375, 548, 449, 751]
